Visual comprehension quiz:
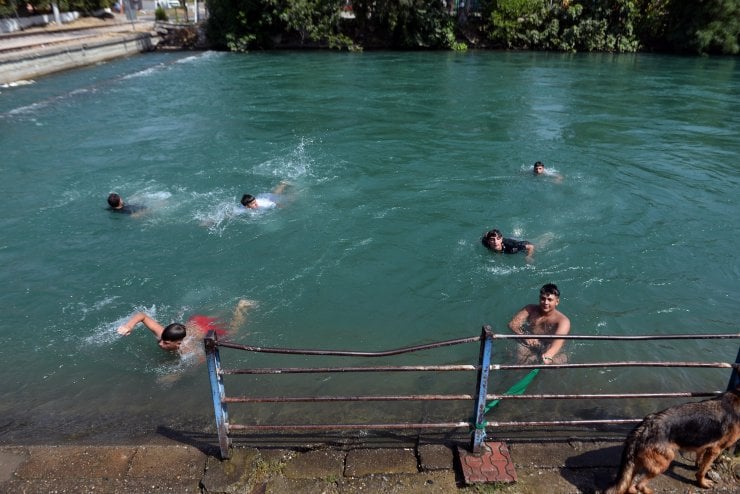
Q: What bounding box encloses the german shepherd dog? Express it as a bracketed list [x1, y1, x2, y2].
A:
[608, 388, 740, 494]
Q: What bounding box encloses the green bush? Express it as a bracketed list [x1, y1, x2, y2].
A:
[155, 5, 168, 21]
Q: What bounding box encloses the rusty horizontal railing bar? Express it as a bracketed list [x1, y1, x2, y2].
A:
[491, 361, 737, 370]
[228, 422, 471, 431]
[228, 418, 647, 431]
[222, 364, 477, 375]
[495, 333, 740, 340]
[484, 419, 643, 427]
[215, 333, 739, 357]
[219, 361, 736, 376]
[224, 394, 474, 403]
[215, 335, 481, 357]
[223, 391, 723, 404]
[485, 391, 722, 400]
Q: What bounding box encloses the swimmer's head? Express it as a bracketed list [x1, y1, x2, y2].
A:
[533, 161, 545, 175]
[540, 283, 560, 298]
[159, 323, 186, 351]
[241, 194, 258, 209]
[107, 193, 123, 209]
[482, 229, 503, 250]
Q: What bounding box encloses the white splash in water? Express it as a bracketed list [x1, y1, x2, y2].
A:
[84, 304, 159, 346]
[254, 137, 314, 180]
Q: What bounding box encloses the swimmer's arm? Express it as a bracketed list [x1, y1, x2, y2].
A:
[507, 307, 529, 335]
[524, 242, 534, 260]
[117, 312, 165, 338]
[541, 317, 571, 363]
[509, 306, 539, 347]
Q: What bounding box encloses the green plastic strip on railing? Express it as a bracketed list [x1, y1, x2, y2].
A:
[483, 368, 540, 414]
[469, 368, 541, 432]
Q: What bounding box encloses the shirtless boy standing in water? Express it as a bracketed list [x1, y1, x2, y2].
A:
[117, 299, 255, 359]
[508, 284, 570, 365]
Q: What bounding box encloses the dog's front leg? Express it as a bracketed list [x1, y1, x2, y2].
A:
[694, 446, 720, 488]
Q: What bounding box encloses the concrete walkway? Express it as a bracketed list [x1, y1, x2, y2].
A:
[1, 439, 737, 493]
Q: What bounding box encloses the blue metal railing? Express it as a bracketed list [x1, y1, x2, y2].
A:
[204, 328, 739, 459]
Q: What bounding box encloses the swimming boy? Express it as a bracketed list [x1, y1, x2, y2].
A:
[241, 181, 290, 210]
[507, 283, 570, 365]
[117, 299, 255, 358]
[107, 193, 145, 215]
[482, 229, 534, 260]
[532, 161, 563, 182]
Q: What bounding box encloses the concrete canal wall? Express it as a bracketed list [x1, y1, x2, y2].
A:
[0, 31, 159, 84]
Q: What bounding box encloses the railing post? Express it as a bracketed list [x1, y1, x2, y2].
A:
[728, 346, 740, 391]
[204, 330, 230, 459]
[471, 325, 494, 453]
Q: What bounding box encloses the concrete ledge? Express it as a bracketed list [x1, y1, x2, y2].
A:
[0, 31, 159, 84]
[1, 440, 737, 493]
[345, 448, 419, 476]
[283, 449, 345, 479]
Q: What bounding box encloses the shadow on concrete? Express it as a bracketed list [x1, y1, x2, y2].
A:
[156, 426, 221, 456]
[561, 444, 622, 494]
[156, 425, 468, 455]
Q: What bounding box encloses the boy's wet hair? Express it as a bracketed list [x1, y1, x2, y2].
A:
[162, 323, 187, 341]
[107, 193, 122, 208]
[483, 229, 502, 240]
[540, 283, 560, 297]
[240, 194, 256, 207]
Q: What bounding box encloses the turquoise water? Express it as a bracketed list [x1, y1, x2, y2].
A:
[0, 51, 738, 443]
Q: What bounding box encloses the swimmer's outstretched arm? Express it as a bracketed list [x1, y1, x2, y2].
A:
[117, 312, 165, 339]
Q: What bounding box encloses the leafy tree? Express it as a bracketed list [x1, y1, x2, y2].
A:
[484, 0, 545, 48]
[266, 0, 354, 49]
[350, 0, 456, 49]
[207, 0, 281, 50]
[662, 0, 739, 54]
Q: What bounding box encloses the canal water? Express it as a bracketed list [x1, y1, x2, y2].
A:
[0, 51, 738, 443]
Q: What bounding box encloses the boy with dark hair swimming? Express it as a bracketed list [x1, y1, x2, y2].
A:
[107, 192, 145, 215]
[117, 299, 255, 356]
[240, 181, 290, 210]
[482, 229, 534, 260]
[532, 161, 563, 182]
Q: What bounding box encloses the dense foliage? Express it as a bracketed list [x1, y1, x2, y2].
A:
[206, 0, 458, 51]
[205, 0, 739, 54]
[2, 0, 735, 54]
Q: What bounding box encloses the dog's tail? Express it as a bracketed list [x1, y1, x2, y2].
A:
[606, 428, 640, 494]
